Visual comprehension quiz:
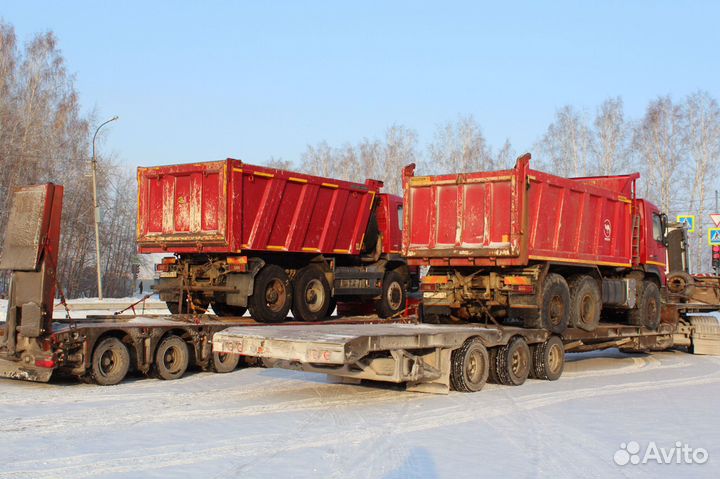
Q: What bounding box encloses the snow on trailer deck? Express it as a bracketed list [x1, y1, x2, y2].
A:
[0, 349, 718, 478]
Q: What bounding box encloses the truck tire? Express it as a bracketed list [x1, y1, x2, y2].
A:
[154, 335, 189, 380]
[488, 347, 500, 384]
[629, 281, 661, 330]
[167, 296, 209, 315]
[527, 273, 569, 334]
[166, 301, 182, 314]
[375, 270, 406, 318]
[292, 265, 332, 321]
[531, 336, 564, 381]
[568, 275, 601, 332]
[496, 336, 531, 386]
[450, 337, 490, 392]
[212, 302, 247, 317]
[91, 337, 130, 386]
[211, 351, 241, 373]
[249, 265, 293, 323]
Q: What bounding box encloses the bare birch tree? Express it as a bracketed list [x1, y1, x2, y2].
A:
[683, 91, 720, 272]
[593, 97, 630, 175]
[632, 96, 686, 215]
[428, 115, 493, 174]
[537, 106, 592, 176]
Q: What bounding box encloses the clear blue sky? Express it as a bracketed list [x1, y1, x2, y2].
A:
[2, 0, 719, 169]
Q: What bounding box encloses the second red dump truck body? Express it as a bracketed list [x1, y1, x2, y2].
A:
[403, 154, 661, 270]
[138, 159, 381, 256]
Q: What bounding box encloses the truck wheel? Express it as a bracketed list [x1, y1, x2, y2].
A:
[91, 337, 130, 386]
[212, 302, 247, 317]
[530, 273, 570, 334]
[496, 336, 531, 386]
[531, 336, 564, 381]
[211, 351, 241, 373]
[375, 270, 406, 318]
[568, 275, 601, 332]
[629, 281, 661, 330]
[167, 296, 209, 314]
[292, 265, 332, 321]
[249, 265, 293, 323]
[488, 347, 500, 384]
[450, 337, 490, 392]
[154, 335, 189, 380]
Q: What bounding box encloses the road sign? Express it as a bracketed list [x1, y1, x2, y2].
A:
[677, 215, 695, 233]
[709, 228, 720, 245]
[711, 214, 720, 227]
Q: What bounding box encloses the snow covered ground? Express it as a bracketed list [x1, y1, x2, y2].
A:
[0, 348, 718, 478]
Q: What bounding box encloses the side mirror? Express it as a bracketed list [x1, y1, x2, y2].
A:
[661, 213, 669, 246]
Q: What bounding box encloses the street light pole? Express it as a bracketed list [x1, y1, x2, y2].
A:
[91, 116, 118, 300]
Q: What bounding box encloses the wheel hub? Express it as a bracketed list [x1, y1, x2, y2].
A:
[387, 282, 403, 310]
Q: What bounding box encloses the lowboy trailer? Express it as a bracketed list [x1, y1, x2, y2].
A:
[213, 316, 717, 394]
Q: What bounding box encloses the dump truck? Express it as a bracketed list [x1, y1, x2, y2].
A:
[137, 160, 415, 322]
[213, 154, 720, 393]
[403, 153, 671, 333]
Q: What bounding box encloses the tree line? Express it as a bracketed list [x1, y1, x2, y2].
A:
[0, 22, 137, 298]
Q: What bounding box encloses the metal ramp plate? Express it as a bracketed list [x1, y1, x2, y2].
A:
[213, 323, 507, 365]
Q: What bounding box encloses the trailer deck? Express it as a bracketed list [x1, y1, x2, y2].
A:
[213, 320, 684, 394]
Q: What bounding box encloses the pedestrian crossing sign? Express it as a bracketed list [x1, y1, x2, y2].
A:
[677, 215, 695, 233]
[709, 228, 720, 245]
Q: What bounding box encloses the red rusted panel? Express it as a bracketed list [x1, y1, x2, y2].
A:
[403, 154, 639, 268]
[138, 159, 381, 255]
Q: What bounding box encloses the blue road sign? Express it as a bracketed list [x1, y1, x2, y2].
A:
[709, 228, 720, 245]
[677, 215, 695, 233]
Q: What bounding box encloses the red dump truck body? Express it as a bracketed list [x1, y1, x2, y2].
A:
[138, 159, 381, 255]
[403, 154, 640, 268]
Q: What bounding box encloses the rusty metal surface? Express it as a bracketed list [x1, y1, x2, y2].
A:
[0, 185, 50, 270]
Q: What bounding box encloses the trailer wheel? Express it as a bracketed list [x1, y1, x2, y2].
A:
[531, 273, 570, 334]
[249, 265, 293, 323]
[531, 336, 564, 381]
[629, 281, 661, 330]
[292, 265, 332, 321]
[568, 275, 601, 332]
[212, 302, 247, 317]
[91, 337, 130, 386]
[154, 335, 189, 380]
[496, 336, 531, 386]
[211, 351, 241, 373]
[450, 337, 490, 392]
[375, 270, 406, 318]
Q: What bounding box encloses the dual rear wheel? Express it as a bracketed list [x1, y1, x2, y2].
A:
[450, 335, 565, 392]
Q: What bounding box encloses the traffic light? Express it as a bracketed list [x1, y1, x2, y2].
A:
[713, 245, 720, 273]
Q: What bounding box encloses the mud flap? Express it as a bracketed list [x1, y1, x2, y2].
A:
[0, 357, 53, 382]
